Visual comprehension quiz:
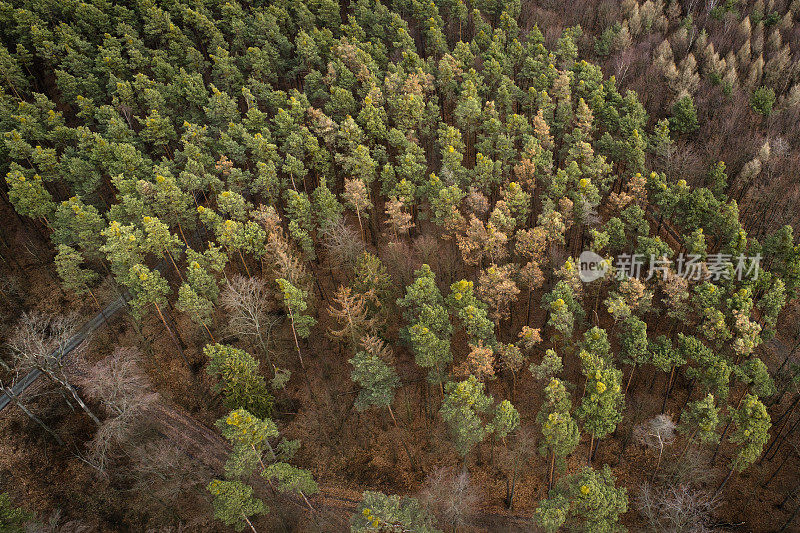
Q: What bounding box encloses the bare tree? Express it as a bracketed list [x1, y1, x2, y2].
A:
[129, 439, 210, 525]
[0, 363, 63, 444]
[83, 347, 158, 473]
[6, 311, 100, 425]
[320, 219, 365, 273]
[219, 275, 281, 371]
[24, 510, 94, 533]
[634, 414, 677, 482]
[636, 482, 719, 533]
[419, 466, 480, 531]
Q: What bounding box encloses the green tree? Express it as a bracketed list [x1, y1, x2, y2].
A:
[276, 278, 316, 368]
[5, 169, 54, 224]
[530, 348, 563, 382]
[349, 335, 400, 412]
[535, 465, 627, 533]
[205, 343, 273, 418]
[677, 393, 720, 458]
[669, 95, 699, 135]
[576, 361, 624, 462]
[142, 215, 183, 278]
[618, 316, 648, 394]
[54, 244, 99, 305]
[207, 479, 266, 533]
[352, 491, 440, 533]
[537, 378, 580, 490]
[750, 86, 776, 116]
[0, 493, 33, 533]
[728, 393, 771, 472]
[440, 375, 518, 458]
[397, 265, 453, 385]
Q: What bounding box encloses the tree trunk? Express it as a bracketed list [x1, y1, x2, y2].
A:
[243, 515, 258, 533]
[2, 387, 64, 444]
[388, 405, 417, 471]
[624, 364, 636, 396]
[662, 365, 676, 414]
[154, 302, 190, 368]
[713, 468, 734, 499]
[286, 304, 305, 368]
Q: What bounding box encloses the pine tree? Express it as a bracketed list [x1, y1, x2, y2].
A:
[349, 335, 400, 411]
[397, 265, 453, 385]
[5, 169, 54, 224]
[440, 375, 518, 458]
[276, 278, 316, 368]
[207, 479, 266, 533]
[352, 491, 440, 533]
[669, 95, 699, 135]
[677, 393, 720, 458]
[530, 348, 563, 382]
[728, 394, 771, 472]
[577, 358, 624, 462]
[537, 377, 580, 490]
[205, 344, 273, 417]
[618, 315, 648, 394]
[535, 465, 627, 533]
[54, 244, 99, 305]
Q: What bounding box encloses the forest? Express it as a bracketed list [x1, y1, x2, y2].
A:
[0, 0, 800, 531]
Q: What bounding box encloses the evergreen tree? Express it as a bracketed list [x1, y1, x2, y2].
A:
[349, 335, 400, 412]
[534, 465, 628, 533]
[537, 377, 580, 490]
[352, 491, 440, 533]
[669, 95, 699, 135]
[276, 278, 316, 368]
[54, 244, 99, 305]
[205, 344, 273, 418]
[207, 479, 267, 533]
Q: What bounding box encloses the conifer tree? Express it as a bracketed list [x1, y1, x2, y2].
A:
[276, 278, 316, 368]
[349, 335, 400, 413]
[440, 375, 518, 459]
[537, 377, 580, 490]
[205, 344, 273, 418]
[54, 244, 99, 306]
[207, 479, 266, 533]
[534, 465, 628, 533]
[352, 491, 440, 533]
[677, 393, 720, 459]
[577, 359, 624, 463]
[397, 265, 453, 386]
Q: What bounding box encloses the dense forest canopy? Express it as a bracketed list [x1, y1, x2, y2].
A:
[0, 0, 800, 531]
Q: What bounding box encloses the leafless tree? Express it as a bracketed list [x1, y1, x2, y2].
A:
[129, 439, 210, 524]
[320, 219, 365, 273]
[25, 510, 94, 533]
[634, 414, 677, 481]
[219, 275, 281, 370]
[6, 311, 100, 425]
[419, 466, 480, 531]
[0, 363, 63, 444]
[83, 347, 158, 473]
[636, 481, 719, 533]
